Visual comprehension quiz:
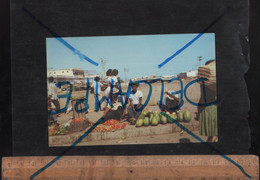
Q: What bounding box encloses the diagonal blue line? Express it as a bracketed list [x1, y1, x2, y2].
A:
[160, 112, 251, 179]
[158, 6, 233, 68]
[23, 4, 250, 179]
[22, 7, 99, 66]
[30, 117, 104, 179]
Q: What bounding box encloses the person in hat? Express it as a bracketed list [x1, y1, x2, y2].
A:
[127, 82, 143, 124]
[102, 89, 125, 122]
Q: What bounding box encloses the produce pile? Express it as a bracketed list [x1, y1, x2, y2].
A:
[48, 125, 70, 136]
[91, 119, 127, 132]
[71, 118, 85, 122]
[48, 119, 128, 136]
[135, 109, 192, 127]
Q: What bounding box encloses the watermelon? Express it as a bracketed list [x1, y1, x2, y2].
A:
[150, 112, 154, 119]
[149, 113, 154, 124]
[143, 108, 149, 115]
[151, 117, 159, 126]
[154, 111, 159, 115]
[138, 108, 148, 119]
[136, 119, 144, 127]
[138, 114, 145, 120]
[171, 113, 178, 120]
[154, 112, 161, 123]
[183, 110, 192, 122]
[160, 115, 167, 124]
[165, 112, 171, 122]
[168, 112, 177, 123]
[143, 117, 150, 126]
[177, 111, 183, 122]
[148, 110, 153, 116]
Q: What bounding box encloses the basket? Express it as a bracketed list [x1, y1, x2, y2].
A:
[198, 60, 216, 91]
[70, 118, 89, 132]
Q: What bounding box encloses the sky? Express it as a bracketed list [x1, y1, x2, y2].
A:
[46, 33, 215, 79]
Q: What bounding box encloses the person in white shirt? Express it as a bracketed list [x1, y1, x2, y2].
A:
[111, 69, 119, 89]
[106, 69, 112, 83]
[91, 76, 103, 110]
[48, 76, 60, 110]
[105, 69, 120, 107]
[127, 82, 143, 124]
[104, 69, 112, 98]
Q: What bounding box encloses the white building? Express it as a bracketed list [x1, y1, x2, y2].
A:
[47, 68, 86, 85]
[186, 70, 198, 77]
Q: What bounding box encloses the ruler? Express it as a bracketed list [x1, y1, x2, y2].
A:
[2, 155, 259, 179]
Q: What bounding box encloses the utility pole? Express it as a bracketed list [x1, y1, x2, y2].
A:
[197, 56, 202, 67]
[124, 67, 129, 81]
[100, 58, 106, 80]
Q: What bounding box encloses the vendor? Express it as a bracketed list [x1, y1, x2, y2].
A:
[48, 96, 59, 130]
[197, 60, 218, 142]
[102, 89, 125, 123]
[48, 76, 60, 111]
[160, 90, 180, 113]
[127, 82, 143, 125]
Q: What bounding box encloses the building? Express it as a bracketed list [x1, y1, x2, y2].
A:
[161, 75, 177, 81]
[47, 68, 86, 85]
[186, 70, 198, 77]
[177, 72, 187, 79]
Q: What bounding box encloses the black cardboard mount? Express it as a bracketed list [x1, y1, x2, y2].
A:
[3, 0, 259, 156]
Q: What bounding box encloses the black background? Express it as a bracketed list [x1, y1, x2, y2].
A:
[1, 0, 259, 162]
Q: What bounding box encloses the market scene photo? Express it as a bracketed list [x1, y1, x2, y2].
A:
[46, 34, 217, 146]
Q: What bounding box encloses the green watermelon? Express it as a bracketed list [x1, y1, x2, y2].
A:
[150, 112, 154, 118]
[138, 113, 145, 120]
[143, 108, 149, 115]
[148, 110, 153, 116]
[139, 108, 149, 119]
[171, 113, 178, 121]
[143, 117, 150, 126]
[154, 112, 161, 123]
[136, 119, 144, 127]
[168, 112, 177, 123]
[177, 111, 183, 122]
[151, 117, 159, 126]
[149, 113, 154, 124]
[183, 110, 192, 122]
[165, 112, 171, 123]
[153, 111, 159, 116]
[160, 115, 167, 124]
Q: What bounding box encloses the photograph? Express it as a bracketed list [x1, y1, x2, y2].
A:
[46, 33, 217, 146]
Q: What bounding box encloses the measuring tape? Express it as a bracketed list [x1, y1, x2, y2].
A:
[2, 155, 259, 179]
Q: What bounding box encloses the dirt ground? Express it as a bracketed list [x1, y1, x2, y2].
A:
[49, 78, 209, 146]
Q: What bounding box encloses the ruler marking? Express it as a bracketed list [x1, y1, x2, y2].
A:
[2, 156, 259, 179]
